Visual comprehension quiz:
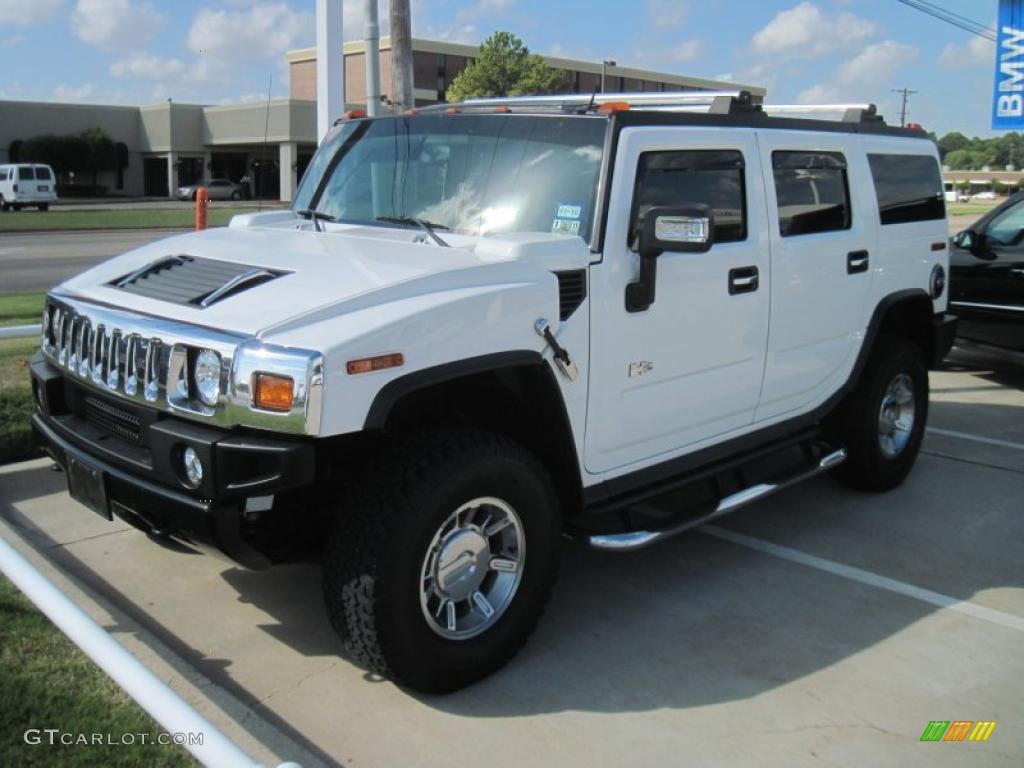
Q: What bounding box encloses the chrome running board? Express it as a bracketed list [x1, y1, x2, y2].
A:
[589, 448, 846, 552]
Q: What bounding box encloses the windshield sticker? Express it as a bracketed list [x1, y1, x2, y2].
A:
[552, 202, 584, 236]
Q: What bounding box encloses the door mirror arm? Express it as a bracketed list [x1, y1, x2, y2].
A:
[626, 205, 714, 313]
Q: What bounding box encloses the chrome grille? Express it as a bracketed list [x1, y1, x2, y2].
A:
[39, 294, 322, 436]
[43, 301, 170, 407]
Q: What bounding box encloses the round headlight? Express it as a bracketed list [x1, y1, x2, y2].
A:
[182, 447, 204, 488]
[194, 350, 221, 406]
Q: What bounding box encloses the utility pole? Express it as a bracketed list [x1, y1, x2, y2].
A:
[891, 87, 917, 128]
[316, 0, 343, 142]
[364, 0, 381, 116]
[601, 59, 616, 94]
[390, 0, 414, 112]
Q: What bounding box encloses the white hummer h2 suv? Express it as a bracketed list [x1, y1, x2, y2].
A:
[31, 91, 957, 693]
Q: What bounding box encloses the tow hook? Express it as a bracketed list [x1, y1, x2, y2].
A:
[535, 318, 579, 381]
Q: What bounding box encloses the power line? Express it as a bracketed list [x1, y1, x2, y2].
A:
[894, 0, 996, 42]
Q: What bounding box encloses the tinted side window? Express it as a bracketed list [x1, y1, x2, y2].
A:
[867, 153, 945, 225]
[18, 167, 36, 181]
[35, 167, 52, 180]
[632, 150, 747, 244]
[773, 151, 851, 237]
[0, 169, 7, 181]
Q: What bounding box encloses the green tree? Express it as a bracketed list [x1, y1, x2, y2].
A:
[937, 131, 970, 156]
[943, 148, 974, 170]
[446, 31, 566, 102]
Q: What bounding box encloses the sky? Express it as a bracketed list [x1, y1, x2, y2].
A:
[0, 0, 1000, 138]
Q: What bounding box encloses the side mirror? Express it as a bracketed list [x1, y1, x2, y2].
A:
[953, 230, 974, 250]
[627, 205, 714, 312]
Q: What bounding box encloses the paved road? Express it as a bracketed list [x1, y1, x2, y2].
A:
[0, 230, 182, 293]
[1, 347, 1021, 767]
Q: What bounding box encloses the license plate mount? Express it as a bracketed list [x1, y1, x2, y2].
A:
[67, 456, 111, 520]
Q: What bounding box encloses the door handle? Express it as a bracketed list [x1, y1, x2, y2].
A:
[847, 250, 870, 274]
[728, 266, 759, 295]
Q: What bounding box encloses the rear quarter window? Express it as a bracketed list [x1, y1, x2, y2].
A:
[867, 153, 945, 225]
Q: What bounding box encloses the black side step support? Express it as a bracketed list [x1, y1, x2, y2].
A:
[587, 445, 846, 552]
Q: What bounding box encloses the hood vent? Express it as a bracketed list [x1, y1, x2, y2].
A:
[555, 270, 587, 321]
[110, 255, 288, 308]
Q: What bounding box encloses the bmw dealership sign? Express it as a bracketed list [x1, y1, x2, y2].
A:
[994, 0, 1024, 128]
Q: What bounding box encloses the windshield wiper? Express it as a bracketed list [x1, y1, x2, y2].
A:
[376, 215, 451, 247]
[296, 208, 337, 232]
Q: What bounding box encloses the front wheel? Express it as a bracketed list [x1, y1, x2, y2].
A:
[230, 190, 241, 201]
[322, 429, 562, 693]
[828, 336, 929, 491]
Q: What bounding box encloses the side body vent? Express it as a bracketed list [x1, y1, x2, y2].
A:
[555, 270, 587, 321]
[110, 255, 288, 308]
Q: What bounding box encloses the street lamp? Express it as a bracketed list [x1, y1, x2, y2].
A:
[601, 59, 616, 94]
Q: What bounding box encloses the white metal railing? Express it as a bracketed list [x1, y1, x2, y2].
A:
[0, 535, 301, 768]
[0, 324, 40, 340]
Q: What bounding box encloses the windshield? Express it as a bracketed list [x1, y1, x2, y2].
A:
[293, 114, 607, 242]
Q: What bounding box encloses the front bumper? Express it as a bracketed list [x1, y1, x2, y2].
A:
[30, 353, 315, 569]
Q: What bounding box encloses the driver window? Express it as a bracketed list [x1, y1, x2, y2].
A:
[631, 150, 747, 247]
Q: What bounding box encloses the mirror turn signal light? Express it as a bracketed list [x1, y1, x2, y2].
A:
[346, 353, 404, 375]
[253, 373, 294, 412]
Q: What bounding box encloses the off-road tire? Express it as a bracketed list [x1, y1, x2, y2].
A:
[322, 429, 562, 693]
[828, 335, 928, 491]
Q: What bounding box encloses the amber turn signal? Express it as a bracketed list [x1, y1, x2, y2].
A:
[252, 373, 294, 412]
[346, 353, 404, 375]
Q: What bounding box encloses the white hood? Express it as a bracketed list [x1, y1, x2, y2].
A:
[56, 221, 589, 338]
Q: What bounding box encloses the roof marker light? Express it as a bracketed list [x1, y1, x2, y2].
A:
[597, 101, 631, 114]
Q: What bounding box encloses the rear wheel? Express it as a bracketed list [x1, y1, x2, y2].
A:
[322, 429, 562, 693]
[12, 203, 22, 211]
[230, 190, 241, 201]
[38, 203, 49, 212]
[828, 336, 928, 491]
[0, 196, 6, 211]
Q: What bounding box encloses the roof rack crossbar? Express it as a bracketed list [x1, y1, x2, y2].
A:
[423, 91, 888, 125]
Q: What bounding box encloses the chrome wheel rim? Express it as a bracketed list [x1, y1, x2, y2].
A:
[878, 372, 916, 459]
[419, 496, 525, 640]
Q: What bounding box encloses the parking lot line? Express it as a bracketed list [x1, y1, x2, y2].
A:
[926, 427, 1024, 452]
[702, 525, 1024, 634]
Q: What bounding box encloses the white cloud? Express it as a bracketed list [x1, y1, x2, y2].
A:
[71, 0, 164, 51]
[110, 53, 186, 80]
[53, 83, 96, 102]
[799, 40, 917, 104]
[648, 0, 688, 29]
[0, 0, 63, 27]
[752, 2, 878, 58]
[836, 40, 917, 85]
[187, 2, 314, 72]
[939, 35, 995, 69]
[669, 39, 702, 63]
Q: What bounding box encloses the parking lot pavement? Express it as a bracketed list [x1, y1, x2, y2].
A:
[1, 350, 1021, 768]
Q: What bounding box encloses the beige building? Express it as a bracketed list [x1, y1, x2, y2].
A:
[288, 36, 766, 108]
[0, 38, 764, 201]
[0, 99, 320, 201]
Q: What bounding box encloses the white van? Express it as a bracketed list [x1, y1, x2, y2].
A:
[0, 163, 58, 211]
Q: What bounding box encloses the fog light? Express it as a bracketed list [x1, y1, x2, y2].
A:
[182, 447, 204, 488]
